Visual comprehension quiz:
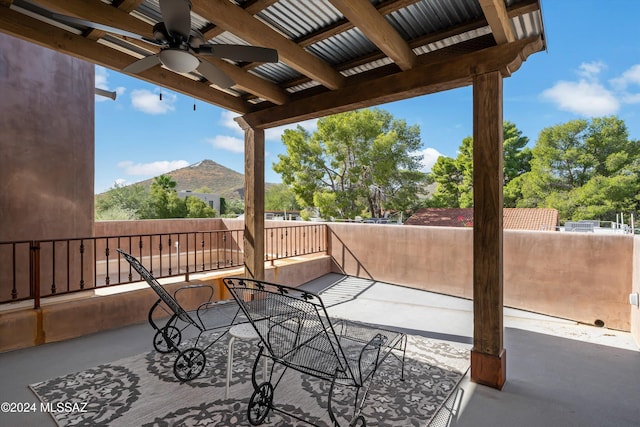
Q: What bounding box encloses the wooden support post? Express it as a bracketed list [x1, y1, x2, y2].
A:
[236, 117, 265, 280]
[471, 71, 506, 390]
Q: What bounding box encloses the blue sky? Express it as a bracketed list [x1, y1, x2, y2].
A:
[94, 0, 640, 194]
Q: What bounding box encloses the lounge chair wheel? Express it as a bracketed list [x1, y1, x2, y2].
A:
[247, 382, 274, 425]
[153, 326, 181, 353]
[173, 348, 206, 381]
[349, 415, 366, 426]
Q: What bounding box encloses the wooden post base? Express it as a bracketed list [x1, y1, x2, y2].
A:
[471, 348, 506, 390]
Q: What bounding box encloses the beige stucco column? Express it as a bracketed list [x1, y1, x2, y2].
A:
[235, 116, 265, 280]
[471, 71, 506, 389]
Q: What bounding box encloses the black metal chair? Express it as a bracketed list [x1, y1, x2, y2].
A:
[223, 277, 407, 427]
[118, 249, 241, 381]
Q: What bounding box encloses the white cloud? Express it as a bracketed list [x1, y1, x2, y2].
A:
[130, 89, 176, 114]
[217, 111, 318, 142]
[206, 135, 245, 153]
[540, 62, 640, 116]
[610, 64, 640, 90]
[95, 66, 109, 90]
[623, 93, 640, 104]
[114, 178, 127, 186]
[212, 111, 318, 152]
[541, 79, 619, 116]
[577, 61, 606, 80]
[266, 118, 318, 142]
[117, 160, 189, 176]
[220, 110, 242, 133]
[417, 147, 442, 173]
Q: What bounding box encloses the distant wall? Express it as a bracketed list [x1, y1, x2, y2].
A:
[0, 33, 94, 242]
[95, 219, 635, 331]
[328, 223, 633, 331]
[632, 236, 640, 345]
[94, 219, 227, 237]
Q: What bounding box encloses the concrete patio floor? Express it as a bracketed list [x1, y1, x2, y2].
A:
[1, 273, 639, 426]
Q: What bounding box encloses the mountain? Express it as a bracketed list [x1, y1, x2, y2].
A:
[130, 159, 275, 199]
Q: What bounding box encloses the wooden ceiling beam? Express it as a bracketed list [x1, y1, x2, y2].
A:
[242, 36, 543, 129]
[0, 6, 249, 113]
[33, 0, 152, 39]
[479, 0, 515, 44]
[298, 0, 422, 48]
[191, 0, 345, 90]
[205, 58, 289, 105]
[277, 0, 539, 91]
[329, 0, 416, 70]
[201, 0, 278, 41]
[84, 0, 143, 41]
[23, 0, 288, 105]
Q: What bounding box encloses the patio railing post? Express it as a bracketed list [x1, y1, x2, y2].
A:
[30, 240, 41, 309]
[325, 224, 331, 256]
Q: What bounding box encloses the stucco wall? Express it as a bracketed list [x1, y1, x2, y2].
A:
[95, 220, 634, 331]
[94, 218, 228, 237]
[328, 223, 633, 331]
[0, 33, 94, 242]
[504, 231, 632, 330]
[328, 223, 473, 297]
[631, 236, 640, 345]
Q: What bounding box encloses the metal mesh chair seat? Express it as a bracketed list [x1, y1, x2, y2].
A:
[223, 277, 407, 427]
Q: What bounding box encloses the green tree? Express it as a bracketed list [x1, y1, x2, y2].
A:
[426, 121, 531, 208]
[518, 116, 640, 221]
[95, 182, 150, 219]
[274, 108, 425, 219]
[502, 122, 533, 207]
[219, 197, 227, 215]
[185, 196, 216, 218]
[265, 184, 300, 211]
[427, 156, 463, 207]
[224, 198, 244, 215]
[149, 175, 186, 218]
[95, 206, 139, 220]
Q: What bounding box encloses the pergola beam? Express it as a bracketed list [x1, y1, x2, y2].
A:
[329, 0, 417, 70]
[479, 0, 515, 44]
[242, 36, 542, 129]
[191, 0, 345, 90]
[201, 0, 279, 41]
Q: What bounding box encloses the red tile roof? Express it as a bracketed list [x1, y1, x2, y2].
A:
[405, 208, 558, 231]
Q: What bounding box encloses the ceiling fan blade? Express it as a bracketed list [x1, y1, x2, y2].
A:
[159, 0, 192, 39]
[122, 54, 162, 74]
[197, 44, 278, 63]
[196, 60, 235, 89]
[50, 13, 162, 46]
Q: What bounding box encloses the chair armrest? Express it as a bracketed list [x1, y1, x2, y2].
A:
[174, 284, 215, 304]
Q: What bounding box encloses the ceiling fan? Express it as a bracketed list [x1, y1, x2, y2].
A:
[48, 0, 278, 89]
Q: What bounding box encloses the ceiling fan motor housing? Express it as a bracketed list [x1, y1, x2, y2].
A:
[159, 49, 199, 73]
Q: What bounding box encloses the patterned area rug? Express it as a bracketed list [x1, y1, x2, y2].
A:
[30, 331, 469, 427]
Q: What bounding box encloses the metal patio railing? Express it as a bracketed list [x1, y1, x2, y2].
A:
[0, 224, 328, 308]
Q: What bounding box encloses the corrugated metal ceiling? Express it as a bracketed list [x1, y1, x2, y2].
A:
[5, 0, 546, 107]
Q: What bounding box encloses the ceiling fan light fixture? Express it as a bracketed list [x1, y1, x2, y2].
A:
[159, 49, 199, 73]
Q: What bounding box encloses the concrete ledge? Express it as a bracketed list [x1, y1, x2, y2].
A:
[0, 308, 39, 351]
[0, 255, 332, 353]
